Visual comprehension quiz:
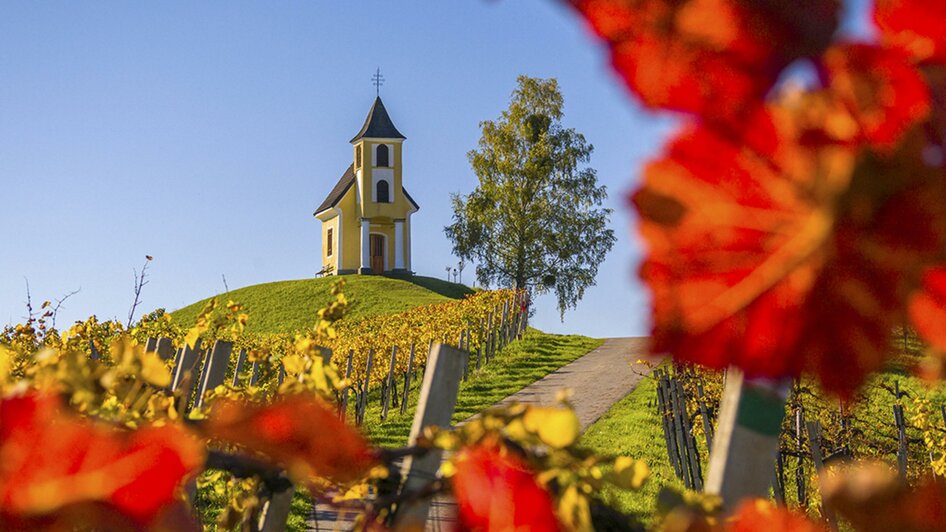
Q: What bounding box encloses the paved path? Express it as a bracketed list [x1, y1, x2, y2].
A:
[486, 336, 653, 430]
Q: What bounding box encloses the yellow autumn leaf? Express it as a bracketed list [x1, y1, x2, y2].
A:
[281, 353, 307, 375]
[139, 350, 171, 388]
[608, 456, 650, 490]
[559, 484, 592, 532]
[0, 345, 11, 386]
[523, 406, 580, 449]
[184, 327, 203, 350]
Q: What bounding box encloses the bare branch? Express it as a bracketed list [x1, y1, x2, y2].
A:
[49, 287, 81, 332]
[126, 256, 153, 328]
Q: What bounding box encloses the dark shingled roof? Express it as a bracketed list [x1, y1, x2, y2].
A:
[350, 97, 406, 142]
[314, 163, 420, 215]
[314, 164, 355, 215]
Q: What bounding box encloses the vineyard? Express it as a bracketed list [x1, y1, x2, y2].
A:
[0, 281, 537, 530]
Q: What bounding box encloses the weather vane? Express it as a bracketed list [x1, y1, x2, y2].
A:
[371, 67, 385, 97]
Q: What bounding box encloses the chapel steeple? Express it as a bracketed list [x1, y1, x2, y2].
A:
[315, 93, 418, 276]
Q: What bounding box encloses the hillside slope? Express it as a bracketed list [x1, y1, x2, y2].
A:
[171, 275, 474, 334]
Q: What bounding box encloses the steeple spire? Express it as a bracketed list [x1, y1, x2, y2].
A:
[371, 67, 384, 97]
[350, 96, 406, 143]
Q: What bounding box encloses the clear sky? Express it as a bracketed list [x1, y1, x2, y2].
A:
[0, 1, 871, 338]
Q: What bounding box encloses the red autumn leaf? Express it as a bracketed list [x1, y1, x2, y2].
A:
[821, 43, 930, 151]
[822, 461, 946, 532]
[0, 391, 203, 529]
[908, 265, 946, 352]
[567, 0, 839, 121]
[725, 499, 823, 531]
[451, 442, 560, 532]
[875, 0, 946, 65]
[634, 99, 946, 395]
[202, 394, 376, 484]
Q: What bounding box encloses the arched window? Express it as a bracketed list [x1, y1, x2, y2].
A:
[376, 144, 390, 167]
[376, 180, 390, 203]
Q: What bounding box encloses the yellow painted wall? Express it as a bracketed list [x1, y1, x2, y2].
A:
[320, 216, 337, 272]
[337, 186, 361, 273]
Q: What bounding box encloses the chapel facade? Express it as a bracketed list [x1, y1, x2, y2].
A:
[314, 97, 419, 275]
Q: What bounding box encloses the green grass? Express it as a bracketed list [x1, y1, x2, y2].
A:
[578, 364, 683, 529]
[357, 328, 604, 447]
[171, 275, 474, 334]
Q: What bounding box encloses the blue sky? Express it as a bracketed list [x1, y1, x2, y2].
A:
[0, 1, 871, 338]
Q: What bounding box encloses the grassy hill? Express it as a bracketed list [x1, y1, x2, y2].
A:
[171, 274, 474, 334]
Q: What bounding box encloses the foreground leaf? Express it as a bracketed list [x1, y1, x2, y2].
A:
[451, 442, 561, 532]
[633, 98, 946, 395]
[822, 461, 946, 532]
[202, 394, 376, 484]
[875, 0, 946, 65]
[0, 391, 203, 528]
[567, 0, 839, 121]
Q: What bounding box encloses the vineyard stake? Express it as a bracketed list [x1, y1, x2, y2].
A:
[154, 337, 174, 361]
[400, 343, 416, 416]
[382, 346, 398, 421]
[249, 361, 261, 387]
[674, 377, 703, 490]
[806, 421, 838, 530]
[170, 339, 202, 392]
[705, 368, 789, 513]
[340, 349, 354, 420]
[795, 406, 807, 507]
[195, 340, 232, 409]
[394, 343, 468, 529]
[231, 349, 247, 386]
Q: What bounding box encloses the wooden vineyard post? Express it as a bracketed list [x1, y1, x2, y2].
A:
[476, 319, 484, 371]
[795, 407, 808, 507]
[257, 473, 294, 532]
[194, 340, 232, 409]
[655, 370, 683, 479]
[806, 421, 838, 530]
[705, 368, 788, 512]
[382, 346, 398, 421]
[673, 377, 703, 490]
[170, 339, 202, 393]
[893, 381, 909, 484]
[356, 349, 375, 426]
[340, 350, 354, 419]
[249, 361, 261, 387]
[400, 343, 416, 416]
[460, 330, 469, 381]
[154, 337, 175, 361]
[696, 380, 714, 450]
[394, 343, 468, 529]
[231, 349, 247, 386]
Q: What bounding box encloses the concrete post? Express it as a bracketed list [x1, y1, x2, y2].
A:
[359, 218, 371, 274]
[394, 219, 405, 271]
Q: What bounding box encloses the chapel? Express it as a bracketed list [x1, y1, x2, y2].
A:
[314, 97, 419, 275]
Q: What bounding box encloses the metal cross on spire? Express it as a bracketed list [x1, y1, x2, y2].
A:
[371, 67, 385, 97]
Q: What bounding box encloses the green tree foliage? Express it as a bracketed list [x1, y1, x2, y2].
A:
[446, 76, 615, 317]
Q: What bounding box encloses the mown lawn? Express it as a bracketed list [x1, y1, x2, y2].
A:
[171, 274, 474, 333]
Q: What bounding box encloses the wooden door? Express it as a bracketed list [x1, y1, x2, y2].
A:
[370, 234, 384, 273]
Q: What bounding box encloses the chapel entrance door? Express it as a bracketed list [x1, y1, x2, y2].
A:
[370, 234, 385, 274]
